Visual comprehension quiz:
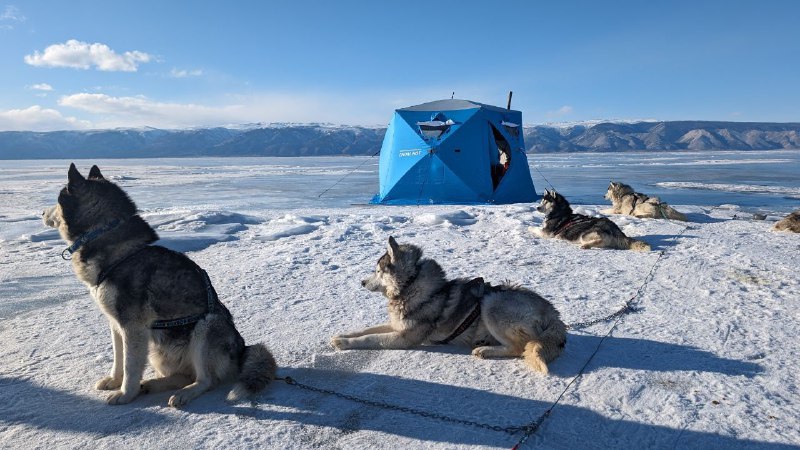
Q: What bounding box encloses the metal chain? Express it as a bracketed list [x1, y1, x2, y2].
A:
[566, 223, 694, 331]
[511, 222, 695, 449]
[277, 376, 524, 435]
[566, 300, 641, 331]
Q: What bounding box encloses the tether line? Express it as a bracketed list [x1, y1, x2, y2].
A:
[317, 148, 381, 198]
[531, 163, 556, 192]
[415, 151, 434, 206]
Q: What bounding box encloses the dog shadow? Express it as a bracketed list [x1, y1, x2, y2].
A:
[0, 376, 171, 435]
[415, 334, 761, 379]
[685, 212, 727, 224]
[638, 233, 697, 250]
[550, 334, 763, 378]
[187, 366, 788, 448]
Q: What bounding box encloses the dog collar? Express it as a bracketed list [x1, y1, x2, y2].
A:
[61, 219, 122, 260]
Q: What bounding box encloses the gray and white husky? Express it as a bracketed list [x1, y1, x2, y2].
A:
[531, 189, 651, 251]
[330, 237, 567, 374]
[43, 164, 276, 407]
[602, 181, 687, 221]
[774, 210, 800, 233]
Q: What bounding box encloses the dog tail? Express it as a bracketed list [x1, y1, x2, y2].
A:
[227, 343, 277, 402]
[522, 320, 567, 375]
[627, 238, 651, 252]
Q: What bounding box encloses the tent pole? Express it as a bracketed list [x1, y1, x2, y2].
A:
[507, 91, 513, 110]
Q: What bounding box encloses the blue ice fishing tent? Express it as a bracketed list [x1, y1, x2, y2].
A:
[370, 99, 537, 205]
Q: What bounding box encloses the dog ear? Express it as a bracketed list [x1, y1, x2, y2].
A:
[88, 165, 104, 180]
[68, 163, 85, 186]
[387, 236, 399, 261]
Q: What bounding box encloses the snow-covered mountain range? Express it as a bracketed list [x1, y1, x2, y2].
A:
[1, 121, 799, 159]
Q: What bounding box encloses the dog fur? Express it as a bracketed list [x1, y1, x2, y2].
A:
[330, 236, 567, 374]
[43, 164, 276, 407]
[531, 189, 651, 251]
[774, 210, 800, 233]
[602, 181, 687, 221]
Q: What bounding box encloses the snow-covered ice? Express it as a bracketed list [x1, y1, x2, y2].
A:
[0, 157, 798, 449]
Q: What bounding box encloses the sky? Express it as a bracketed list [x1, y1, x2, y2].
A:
[0, 0, 798, 131]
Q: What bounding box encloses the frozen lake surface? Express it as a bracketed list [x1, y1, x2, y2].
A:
[0, 151, 798, 449]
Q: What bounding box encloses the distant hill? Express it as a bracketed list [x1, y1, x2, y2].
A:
[1, 121, 798, 159]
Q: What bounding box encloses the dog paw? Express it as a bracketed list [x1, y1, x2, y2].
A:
[95, 376, 122, 390]
[330, 336, 350, 350]
[528, 226, 543, 237]
[168, 393, 192, 408]
[471, 346, 490, 359]
[106, 390, 137, 405]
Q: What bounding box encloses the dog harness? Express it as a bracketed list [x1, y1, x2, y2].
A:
[94, 246, 219, 329]
[432, 302, 482, 345]
[432, 278, 486, 345]
[624, 193, 670, 219]
[151, 269, 218, 329]
[552, 215, 592, 236]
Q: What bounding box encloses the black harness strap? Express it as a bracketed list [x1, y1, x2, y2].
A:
[433, 302, 482, 345]
[553, 215, 590, 236]
[151, 269, 218, 329]
[432, 278, 486, 345]
[96, 246, 146, 286]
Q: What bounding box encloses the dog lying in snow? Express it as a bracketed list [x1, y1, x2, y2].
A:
[531, 189, 651, 251]
[602, 181, 687, 221]
[331, 236, 567, 374]
[773, 210, 800, 233]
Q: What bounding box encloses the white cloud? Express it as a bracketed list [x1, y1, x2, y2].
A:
[547, 105, 574, 117]
[0, 105, 91, 131]
[52, 87, 504, 129]
[28, 83, 54, 91]
[57, 92, 393, 128]
[0, 5, 25, 29]
[170, 68, 203, 78]
[24, 39, 152, 72]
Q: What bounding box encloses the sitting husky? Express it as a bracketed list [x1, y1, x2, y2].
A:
[330, 237, 566, 374]
[531, 189, 651, 251]
[43, 164, 276, 407]
[774, 210, 800, 233]
[602, 181, 687, 221]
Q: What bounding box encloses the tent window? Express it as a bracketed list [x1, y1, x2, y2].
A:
[501, 121, 520, 138]
[491, 125, 511, 189]
[417, 112, 454, 140]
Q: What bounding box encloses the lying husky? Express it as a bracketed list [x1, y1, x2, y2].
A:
[43, 164, 276, 407]
[531, 189, 651, 251]
[330, 237, 566, 374]
[602, 181, 687, 221]
[774, 210, 800, 233]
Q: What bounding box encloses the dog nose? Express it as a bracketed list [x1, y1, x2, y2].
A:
[361, 280, 366, 287]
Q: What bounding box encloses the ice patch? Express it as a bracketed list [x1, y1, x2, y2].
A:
[26, 229, 61, 242]
[256, 224, 319, 241]
[413, 210, 477, 226]
[254, 214, 326, 241]
[657, 182, 800, 199]
[142, 210, 258, 252]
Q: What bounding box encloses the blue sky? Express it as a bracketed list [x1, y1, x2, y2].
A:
[0, 0, 798, 130]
